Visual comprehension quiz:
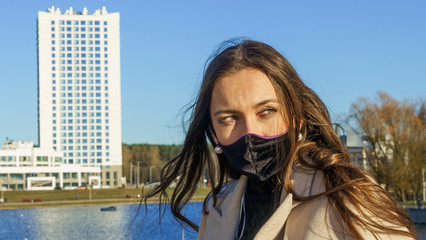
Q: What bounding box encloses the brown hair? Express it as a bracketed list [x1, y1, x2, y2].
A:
[145, 39, 416, 239]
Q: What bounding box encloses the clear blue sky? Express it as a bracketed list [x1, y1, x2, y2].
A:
[0, 0, 425, 145]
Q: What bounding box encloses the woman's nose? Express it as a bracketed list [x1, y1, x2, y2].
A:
[242, 117, 260, 136]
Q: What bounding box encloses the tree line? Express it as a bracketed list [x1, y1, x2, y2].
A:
[122, 143, 181, 185]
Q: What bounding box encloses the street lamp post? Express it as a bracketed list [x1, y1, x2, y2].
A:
[136, 162, 140, 188]
[130, 163, 133, 187]
[422, 167, 425, 201]
[89, 184, 92, 200]
[332, 123, 346, 146]
[149, 166, 156, 183]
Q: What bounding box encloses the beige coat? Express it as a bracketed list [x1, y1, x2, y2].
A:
[197, 167, 413, 240]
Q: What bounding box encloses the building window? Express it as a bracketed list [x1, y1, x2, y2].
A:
[10, 174, 23, 180]
[37, 156, 48, 162]
[19, 156, 31, 162]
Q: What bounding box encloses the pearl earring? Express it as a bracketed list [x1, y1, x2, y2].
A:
[214, 146, 223, 154]
[298, 133, 303, 141]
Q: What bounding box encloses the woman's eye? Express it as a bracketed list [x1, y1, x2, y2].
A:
[219, 116, 236, 124]
[258, 108, 277, 118]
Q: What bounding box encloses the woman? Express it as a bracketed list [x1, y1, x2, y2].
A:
[146, 40, 417, 239]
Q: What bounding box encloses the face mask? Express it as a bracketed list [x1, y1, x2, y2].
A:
[218, 131, 289, 181]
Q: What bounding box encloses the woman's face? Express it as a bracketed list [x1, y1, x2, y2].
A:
[210, 68, 288, 145]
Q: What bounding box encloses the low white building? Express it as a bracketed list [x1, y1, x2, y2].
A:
[0, 139, 100, 190]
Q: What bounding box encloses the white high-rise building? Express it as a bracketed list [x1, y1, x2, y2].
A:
[37, 6, 122, 187]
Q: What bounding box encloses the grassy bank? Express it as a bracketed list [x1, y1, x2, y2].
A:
[0, 187, 211, 210]
[0, 188, 419, 211]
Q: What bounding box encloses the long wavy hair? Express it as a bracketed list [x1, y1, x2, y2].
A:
[145, 40, 416, 239]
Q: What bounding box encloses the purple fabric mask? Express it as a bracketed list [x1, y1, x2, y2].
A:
[219, 131, 289, 181]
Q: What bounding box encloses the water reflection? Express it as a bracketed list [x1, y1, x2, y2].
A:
[0, 203, 202, 240]
[0, 203, 424, 239]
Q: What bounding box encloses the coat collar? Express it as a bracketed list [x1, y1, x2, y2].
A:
[210, 175, 248, 240]
[257, 167, 323, 239]
[215, 175, 298, 240]
[206, 167, 322, 240]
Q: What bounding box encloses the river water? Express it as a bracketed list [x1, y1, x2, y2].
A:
[0, 202, 202, 240]
[0, 202, 424, 240]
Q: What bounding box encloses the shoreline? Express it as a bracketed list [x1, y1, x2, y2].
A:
[0, 187, 210, 210]
[0, 196, 205, 210]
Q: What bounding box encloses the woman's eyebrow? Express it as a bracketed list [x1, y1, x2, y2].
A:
[213, 99, 279, 117]
[213, 110, 239, 117]
[254, 99, 279, 108]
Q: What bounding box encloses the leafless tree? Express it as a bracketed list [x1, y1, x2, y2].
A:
[350, 92, 425, 201]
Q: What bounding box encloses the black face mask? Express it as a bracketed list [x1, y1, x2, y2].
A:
[219, 132, 289, 181]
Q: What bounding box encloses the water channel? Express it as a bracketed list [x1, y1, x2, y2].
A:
[0, 202, 425, 239]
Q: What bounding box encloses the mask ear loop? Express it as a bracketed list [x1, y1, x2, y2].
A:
[208, 123, 223, 154]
